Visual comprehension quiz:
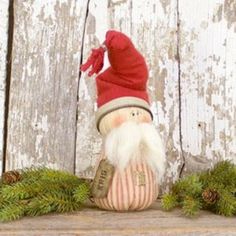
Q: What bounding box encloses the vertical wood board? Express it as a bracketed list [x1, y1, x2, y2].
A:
[6, 0, 88, 171]
[179, 0, 236, 174]
[0, 0, 9, 173]
[76, 0, 108, 178]
[127, 0, 182, 190]
[76, 0, 182, 191]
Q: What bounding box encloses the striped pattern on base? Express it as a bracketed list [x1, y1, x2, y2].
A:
[94, 160, 158, 211]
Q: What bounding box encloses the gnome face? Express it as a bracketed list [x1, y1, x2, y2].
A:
[99, 107, 152, 135]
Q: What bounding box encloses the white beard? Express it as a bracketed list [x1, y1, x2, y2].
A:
[104, 121, 166, 182]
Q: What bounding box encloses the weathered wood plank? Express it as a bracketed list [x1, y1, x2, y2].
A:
[76, 0, 182, 191]
[6, 0, 89, 171]
[179, 0, 236, 174]
[129, 0, 181, 191]
[0, 0, 9, 173]
[76, 0, 107, 178]
[0, 201, 235, 236]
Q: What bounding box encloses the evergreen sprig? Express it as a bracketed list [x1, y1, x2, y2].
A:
[182, 196, 202, 217]
[0, 167, 91, 222]
[161, 193, 178, 211]
[73, 183, 90, 203]
[0, 202, 25, 221]
[161, 160, 236, 217]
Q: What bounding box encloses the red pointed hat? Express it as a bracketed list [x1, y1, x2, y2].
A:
[81, 30, 152, 131]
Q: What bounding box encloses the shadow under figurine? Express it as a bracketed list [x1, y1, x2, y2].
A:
[81, 30, 166, 211]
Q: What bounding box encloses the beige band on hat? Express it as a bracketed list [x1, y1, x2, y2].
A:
[95, 96, 153, 132]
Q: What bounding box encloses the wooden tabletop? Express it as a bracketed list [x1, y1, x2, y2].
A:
[0, 200, 235, 236]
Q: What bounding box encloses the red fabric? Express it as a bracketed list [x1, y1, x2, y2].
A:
[97, 30, 149, 107]
[80, 47, 105, 76]
[81, 30, 150, 107]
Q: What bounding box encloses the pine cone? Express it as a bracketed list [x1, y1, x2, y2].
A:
[202, 188, 219, 204]
[2, 170, 22, 184]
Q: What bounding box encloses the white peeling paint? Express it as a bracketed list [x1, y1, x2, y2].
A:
[6, 0, 89, 172]
[32, 114, 49, 133]
[26, 58, 35, 77]
[41, 115, 49, 132]
[43, 50, 50, 81]
[89, 0, 108, 43]
[31, 0, 69, 22]
[166, 160, 180, 182]
[180, 0, 236, 164]
[35, 134, 43, 152]
[94, 102, 98, 111]
[150, 101, 159, 126]
[79, 74, 91, 101]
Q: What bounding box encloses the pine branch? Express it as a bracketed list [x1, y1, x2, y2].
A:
[24, 190, 82, 216]
[73, 183, 90, 203]
[0, 167, 91, 221]
[172, 174, 202, 198]
[201, 160, 236, 190]
[20, 167, 45, 182]
[161, 194, 178, 211]
[40, 168, 81, 183]
[0, 197, 10, 210]
[25, 196, 55, 217]
[215, 191, 236, 216]
[161, 161, 236, 217]
[182, 196, 202, 217]
[0, 202, 25, 222]
[39, 192, 81, 213]
[1, 182, 36, 201]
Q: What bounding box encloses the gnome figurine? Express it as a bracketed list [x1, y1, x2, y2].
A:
[81, 30, 166, 211]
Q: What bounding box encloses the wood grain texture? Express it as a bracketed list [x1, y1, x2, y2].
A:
[179, 0, 236, 174]
[6, 0, 88, 171]
[0, 201, 235, 236]
[75, 0, 107, 178]
[0, 0, 9, 173]
[76, 0, 182, 192]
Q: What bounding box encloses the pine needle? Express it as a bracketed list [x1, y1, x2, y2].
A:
[73, 183, 90, 203]
[0, 202, 25, 222]
[161, 161, 236, 217]
[182, 196, 202, 217]
[0, 166, 91, 221]
[161, 194, 178, 211]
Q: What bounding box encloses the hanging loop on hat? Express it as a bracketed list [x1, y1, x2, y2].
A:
[80, 44, 106, 77]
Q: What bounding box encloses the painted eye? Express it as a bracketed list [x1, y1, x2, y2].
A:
[131, 111, 136, 116]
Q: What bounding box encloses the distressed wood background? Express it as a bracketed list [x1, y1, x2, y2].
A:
[0, 0, 235, 191]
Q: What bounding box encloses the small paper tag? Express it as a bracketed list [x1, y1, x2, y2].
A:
[133, 171, 146, 186]
[91, 159, 115, 198]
